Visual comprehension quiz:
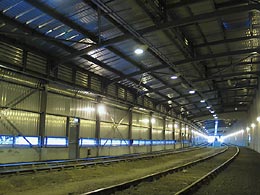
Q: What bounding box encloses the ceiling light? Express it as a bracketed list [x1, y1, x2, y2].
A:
[134, 48, 144, 55]
[214, 116, 218, 119]
[246, 127, 250, 131]
[213, 114, 217, 117]
[210, 110, 215, 113]
[171, 75, 178, 79]
[206, 106, 211, 109]
[257, 116, 260, 122]
[189, 90, 195, 94]
[200, 99, 205, 103]
[235, 107, 238, 111]
[168, 100, 172, 104]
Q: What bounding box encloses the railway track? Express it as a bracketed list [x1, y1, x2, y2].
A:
[0, 145, 207, 176]
[81, 145, 238, 195]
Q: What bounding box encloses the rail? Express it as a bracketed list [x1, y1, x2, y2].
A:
[81, 145, 228, 195]
[0, 145, 206, 176]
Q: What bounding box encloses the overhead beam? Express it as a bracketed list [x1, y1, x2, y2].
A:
[194, 35, 260, 48]
[60, 3, 259, 62]
[23, 0, 181, 109]
[208, 61, 260, 70]
[114, 48, 260, 80]
[166, 0, 207, 9]
[138, 4, 259, 35]
[174, 48, 259, 65]
[192, 71, 260, 83]
[201, 84, 257, 94]
[24, 0, 97, 42]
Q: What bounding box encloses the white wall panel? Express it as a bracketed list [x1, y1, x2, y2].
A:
[132, 126, 149, 139]
[0, 110, 39, 135]
[47, 93, 70, 116]
[152, 129, 163, 140]
[153, 117, 164, 130]
[80, 119, 95, 138]
[165, 120, 173, 131]
[45, 115, 67, 136]
[70, 99, 96, 120]
[0, 82, 40, 112]
[100, 105, 129, 124]
[132, 111, 150, 128]
[165, 131, 173, 140]
[100, 122, 128, 139]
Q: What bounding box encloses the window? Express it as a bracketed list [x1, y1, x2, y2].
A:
[0, 135, 14, 145]
[15, 136, 39, 146]
[100, 139, 112, 146]
[81, 138, 96, 146]
[111, 139, 121, 146]
[46, 137, 67, 146]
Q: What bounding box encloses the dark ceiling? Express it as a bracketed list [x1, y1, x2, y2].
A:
[0, 0, 258, 132]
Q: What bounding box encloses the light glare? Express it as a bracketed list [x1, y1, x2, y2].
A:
[134, 48, 144, 54]
[251, 123, 256, 128]
[171, 75, 178, 79]
[97, 104, 106, 115]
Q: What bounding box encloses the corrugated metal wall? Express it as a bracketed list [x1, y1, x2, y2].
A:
[80, 119, 95, 138]
[0, 110, 39, 135]
[47, 93, 70, 116]
[99, 105, 129, 139]
[45, 115, 67, 136]
[0, 81, 40, 112]
[70, 99, 96, 120]
[132, 111, 150, 128]
[0, 41, 23, 67]
[174, 122, 181, 141]
[100, 105, 129, 124]
[152, 130, 164, 140]
[165, 130, 173, 140]
[100, 122, 128, 139]
[132, 126, 149, 139]
[165, 119, 173, 140]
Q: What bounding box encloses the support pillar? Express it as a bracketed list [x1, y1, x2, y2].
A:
[95, 97, 102, 156]
[39, 85, 47, 160]
[179, 122, 183, 148]
[149, 112, 153, 152]
[162, 116, 166, 150]
[172, 119, 176, 149]
[68, 118, 80, 159]
[128, 107, 133, 153]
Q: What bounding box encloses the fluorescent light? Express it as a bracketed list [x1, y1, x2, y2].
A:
[200, 99, 205, 103]
[214, 116, 218, 119]
[189, 90, 195, 94]
[134, 48, 144, 54]
[206, 106, 211, 109]
[170, 75, 178, 79]
[213, 114, 217, 117]
[210, 110, 215, 113]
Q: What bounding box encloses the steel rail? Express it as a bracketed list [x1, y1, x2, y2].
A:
[175, 146, 239, 195]
[81, 145, 228, 195]
[0, 145, 206, 176]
